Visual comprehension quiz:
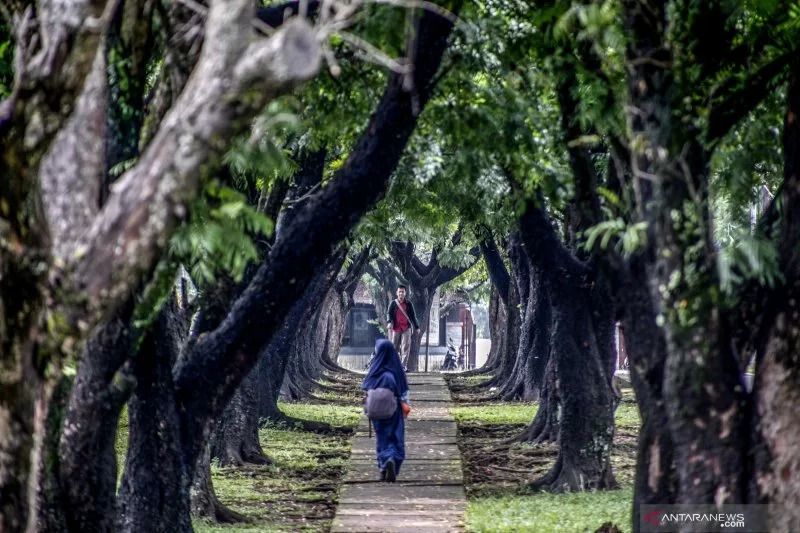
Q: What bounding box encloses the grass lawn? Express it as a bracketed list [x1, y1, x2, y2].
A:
[467, 488, 633, 533]
[193, 402, 362, 533]
[450, 389, 639, 533]
[116, 399, 361, 533]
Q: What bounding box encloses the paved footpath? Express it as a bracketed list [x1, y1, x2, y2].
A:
[331, 374, 467, 532]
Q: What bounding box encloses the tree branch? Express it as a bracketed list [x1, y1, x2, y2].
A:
[65, 8, 322, 332]
[170, 4, 460, 464]
[706, 50, 796, 144]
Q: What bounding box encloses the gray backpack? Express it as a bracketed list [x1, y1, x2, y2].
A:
[365, 388, 397, 420]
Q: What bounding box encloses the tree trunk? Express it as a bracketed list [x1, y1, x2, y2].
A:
[512, 354, 558, 444]
[406, 285, 434, 372]
[467, 233, 523, 389]
[619, 259, 677, 531]
[32, 377, 72, 533]
[518, 200, 617, 491]
[191, 440, 248, 524]
[212, 367, 270, 466]
[117, 303, 192, 533]
[483, 286, 506, 372]
[750, 66, 800, 530]
[499, 262, 551, 401]
[169, 3, 460, 485]
[57, 307, 136, 532]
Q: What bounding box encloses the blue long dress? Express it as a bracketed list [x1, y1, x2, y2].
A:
[362, 339, 409, 475]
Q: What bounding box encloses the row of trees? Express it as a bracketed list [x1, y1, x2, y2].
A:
[425, 2, 800, 532]
[0, 0, 461, 530]
[2, 0, 800, 532]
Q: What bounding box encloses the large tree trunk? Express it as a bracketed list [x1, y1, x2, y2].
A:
[57, 306, 136, 532]
[750, 65, 800, 530]
[622, 0, 748, 505]
[1, 7, 324, 528]
[117, 303, 192, 533]
[532, 271, 617, 491]
[619, 259, 677, 531]
[518, 201, 617, 491]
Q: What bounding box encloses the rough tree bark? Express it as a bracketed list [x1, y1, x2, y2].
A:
[749, 64, 800, 530]
[619, 258, 676, 529]
[212, 367, 270, 466]
[170, 4, 460, 482]
[622, 0, 747, 504]
[518, 198, 617, 491]
[497, 242, 552, 401]
[117, 299, 192, 533]
[0, 2, 323, 527]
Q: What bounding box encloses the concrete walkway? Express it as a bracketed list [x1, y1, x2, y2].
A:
[331, 374, 467, 532]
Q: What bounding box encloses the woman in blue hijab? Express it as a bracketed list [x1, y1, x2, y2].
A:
[362, 338, 409, 482]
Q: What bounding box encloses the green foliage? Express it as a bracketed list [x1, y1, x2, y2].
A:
[583, 218, 648, 257]
[0, 41, 12, 98]
[717, 230, 781, 293]
[131, 259, 180, 329]
[710, 92, 785, 295]
[225, 99, 302, 186]
[0, 16, 12, 98]
[170, 182, 273, 285]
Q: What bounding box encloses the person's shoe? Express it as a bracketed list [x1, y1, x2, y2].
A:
[380, 469, 386, 481]
[385, 459, 397, 482]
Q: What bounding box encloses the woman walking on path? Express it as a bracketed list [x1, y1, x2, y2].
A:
[362, 339, 410, 482]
